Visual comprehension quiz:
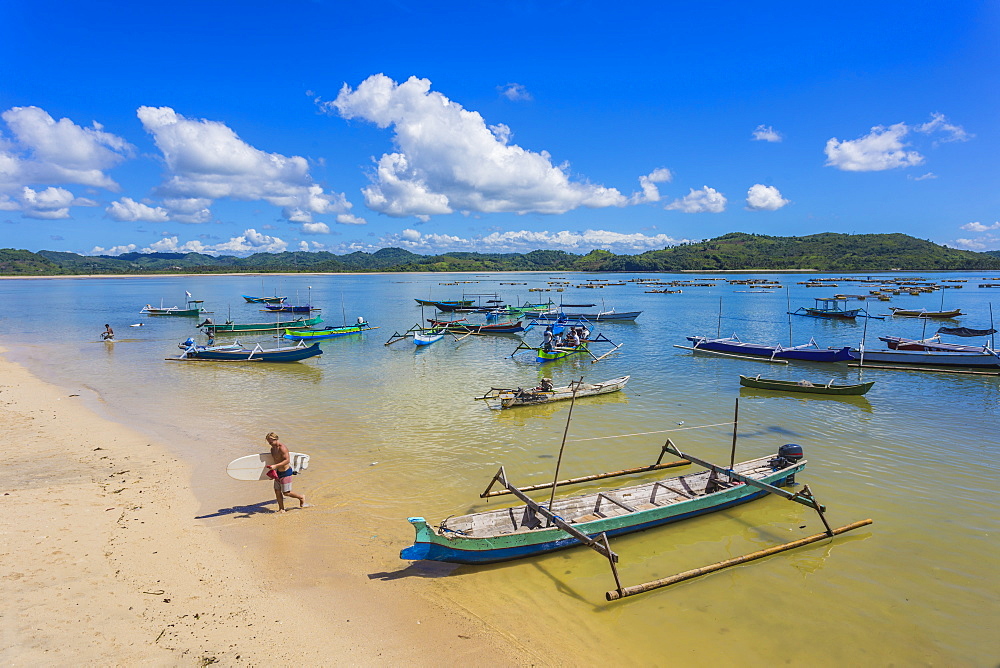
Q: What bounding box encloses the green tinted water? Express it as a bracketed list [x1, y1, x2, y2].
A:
[1, 272, 997, 664]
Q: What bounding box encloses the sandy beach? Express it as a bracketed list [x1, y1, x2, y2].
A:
[0, 349, 537, 666]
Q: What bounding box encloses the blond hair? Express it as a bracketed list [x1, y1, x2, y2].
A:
[265, 432, 279, 442]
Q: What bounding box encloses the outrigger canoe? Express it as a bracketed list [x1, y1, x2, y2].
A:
[283, 321, 376, 341]
[400, 445, 806, 564]
[878, 335, 988, 352]
[200, 316, 323, 333]
[888, 307, 964, 318]
[478, 375, 630, 409]
[141, 299, 205, 317]
[512, 332, 622, 364]
[171, 340, 323, 363]
[848, 348, 1000, 368]
[739, 374, 874, 395]
[524, 308, 642, 322]
[685, 335, 852, 363]
[414, 331, 445, 346]
[428, 318, 525, 334]
[242, 295, 286, 304]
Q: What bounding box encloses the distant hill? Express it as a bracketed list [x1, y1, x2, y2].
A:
[3, 232, 999, 275]
[601, 232, 1000, 271]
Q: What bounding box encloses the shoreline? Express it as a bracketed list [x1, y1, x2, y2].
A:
[0, 267, 992, 280]
[0, 348, 537, 666]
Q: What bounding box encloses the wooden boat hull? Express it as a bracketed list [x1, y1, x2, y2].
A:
[414, 299, 475, 311]
[878, 336, 986, 353]
[739, 375, 873, 395]
[428, 319, 524, 334]
[888, 308, 964, 318]
[242, 295, 286, 304]
[180, 342, 323, 362]
[489, 376, 630, 408]
[526, 310, 642, 322]
[687, 336, 852, 362]
[413, 333, 444, 345]
[849, 348, 1000, 368]
[201, 316, 323, 333]
[283, 324, 371, 340]
[143, 307, 203, 317]
[536, 343, 589, 363]
[264, 304, 314, 313]
[401, 455, 804, 564]
[800, 308, 859, 319]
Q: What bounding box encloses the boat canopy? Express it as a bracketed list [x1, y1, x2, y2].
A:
[937, 326, 997, 337]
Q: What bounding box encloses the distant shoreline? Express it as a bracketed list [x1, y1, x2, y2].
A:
[2, 267, 995, 279]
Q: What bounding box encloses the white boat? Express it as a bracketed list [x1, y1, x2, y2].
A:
[478, 375, 630, 409]
[849, 348, 1000, 368]
[878, 335, 989, 353]
[413, 332, 445, 346]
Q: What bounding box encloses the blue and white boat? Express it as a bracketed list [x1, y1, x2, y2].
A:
[686, 334, 852, 363]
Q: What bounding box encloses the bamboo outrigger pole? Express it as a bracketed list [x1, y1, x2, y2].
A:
[481, 439, 690, 498]
[601, 440, 874, 601]
[606, 519, 873, 600]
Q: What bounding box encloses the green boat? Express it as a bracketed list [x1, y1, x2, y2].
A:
[739, 374, 874, 395]
[141, 297, 205, 317]
[283, 321, 377, 340]
[199, 316, 323, 333]
[401, 444, 807, 564]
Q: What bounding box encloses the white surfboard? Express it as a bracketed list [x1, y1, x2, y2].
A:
[226, 452, 310, 481]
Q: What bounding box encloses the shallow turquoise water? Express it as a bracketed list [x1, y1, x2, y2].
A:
[1, 271, 997, 664]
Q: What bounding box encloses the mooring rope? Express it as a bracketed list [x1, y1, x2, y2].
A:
[567, 421, 737, 443]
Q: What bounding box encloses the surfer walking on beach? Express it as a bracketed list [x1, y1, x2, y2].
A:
[264, 432, 306, 512]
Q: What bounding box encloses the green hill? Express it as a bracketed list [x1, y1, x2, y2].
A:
[601, 232, 1000, 271]
[3, 232, 999, 275]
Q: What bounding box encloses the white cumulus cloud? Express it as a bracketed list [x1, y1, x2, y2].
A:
[386, 227, 683, 253]
[825, 114, 970, 172]
[745, 184, 789, 211]
[752, 125, 782, 142]
[336, 213, 367, 225]
[1, 186, 96, 219]
[136, 106, 350, 223]
[960, 221, 1000, 232]
[162, 197, 212, 224]
[0, 106, 133, 191]
[915, 112, 972, 144]
[948, 238, 991, 250]
[665, 186, 726, 213]
[106, 197, 170, 222]
[632, 168, 673, 204]
[301, 222, 330, 234]
[115, 228, 288, 256]
[91, 244, 138, 255]
[497, 83, 533, 102]
[320, 74, 626, 218]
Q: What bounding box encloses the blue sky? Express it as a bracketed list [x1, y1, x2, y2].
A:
[1, 1, 998, 256]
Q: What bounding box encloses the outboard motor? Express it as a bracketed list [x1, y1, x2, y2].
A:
[771, 443, 804, 484]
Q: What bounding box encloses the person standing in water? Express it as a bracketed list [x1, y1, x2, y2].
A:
[102, 324, 115, 340]
[264, 432, 306, 512]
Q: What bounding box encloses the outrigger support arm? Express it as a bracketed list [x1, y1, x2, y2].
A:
[480, 467, 619, 563]
[664, 441, 825, 512]
[482, 441, 690, 499]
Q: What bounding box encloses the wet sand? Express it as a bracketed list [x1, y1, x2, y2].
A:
[0, 349, 539, 666]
